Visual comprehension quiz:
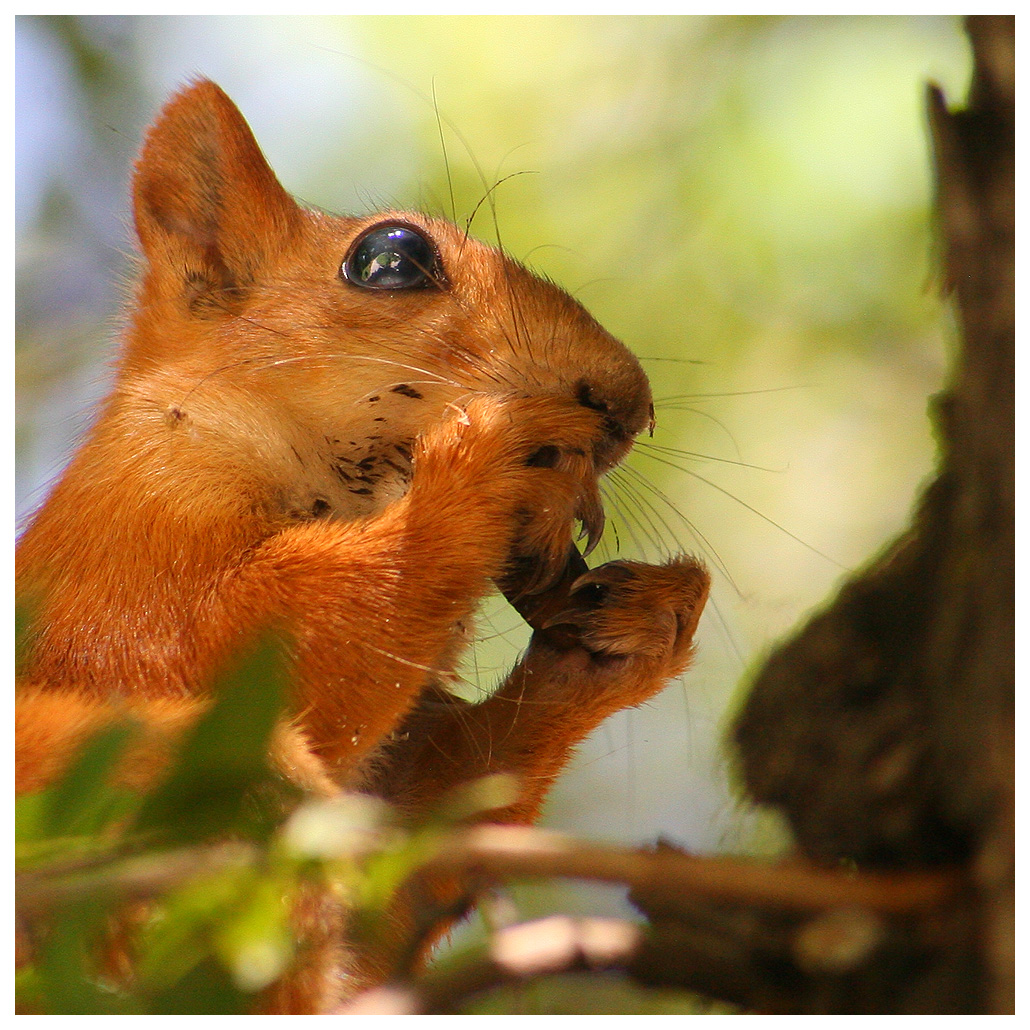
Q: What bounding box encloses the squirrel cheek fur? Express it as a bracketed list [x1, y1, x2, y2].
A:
[15, 79, 710, 1010]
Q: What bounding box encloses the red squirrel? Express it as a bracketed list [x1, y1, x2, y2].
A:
[16, 79, 710, 1010]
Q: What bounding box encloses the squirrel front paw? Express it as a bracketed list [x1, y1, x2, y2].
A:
[551, 558, 708, 661]
[408, 394, 605, 589]
[515, 556, 710, 709]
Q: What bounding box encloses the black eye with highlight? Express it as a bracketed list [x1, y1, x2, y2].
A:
[341, 224, 442, 291]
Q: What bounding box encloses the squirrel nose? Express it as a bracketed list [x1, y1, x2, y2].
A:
[575, 379, 648, 472]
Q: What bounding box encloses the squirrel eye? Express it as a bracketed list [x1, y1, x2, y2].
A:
[341, 224, 441, 290]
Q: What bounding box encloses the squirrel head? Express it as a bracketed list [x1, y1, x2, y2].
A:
[126, 79, 653, 522]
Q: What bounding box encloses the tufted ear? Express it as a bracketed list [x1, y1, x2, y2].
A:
[132, 79, 302, 308]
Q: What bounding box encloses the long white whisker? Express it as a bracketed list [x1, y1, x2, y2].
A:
[634, 449, 848, 571]
[617, 462, 742, 592]
[636, 440, 782, 474]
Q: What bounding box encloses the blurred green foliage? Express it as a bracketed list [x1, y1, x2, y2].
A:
[16, 640, 291, 1013]
[15, 637, 524, 1014]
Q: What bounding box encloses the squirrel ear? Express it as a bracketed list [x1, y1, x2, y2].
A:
[132, 79, 302, 307]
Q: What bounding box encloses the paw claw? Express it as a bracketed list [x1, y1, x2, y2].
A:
[570, 562, 635, 594]
[539, 608, 588, 632]
[575, 487, 606, 556]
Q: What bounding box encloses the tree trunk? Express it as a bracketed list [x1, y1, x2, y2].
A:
[711, 14, 1013, 1013]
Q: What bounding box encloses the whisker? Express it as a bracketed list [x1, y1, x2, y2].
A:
[598, 477, 652, 560]
[462, 171, 537, 243]
[636, 440, 783, 474]
[634, 449, 849, 571]
[613, 467, 747, 667]
[637, 355, 712, 366]
[177, 350, 469, 409]
[358, 641, 449, 677]
[651, 404, 745, 461]
[657, 384, 810, 403]
[431, 78, 457, 226]
[616, 463, 741, 592]
[603, 471, 676, 562]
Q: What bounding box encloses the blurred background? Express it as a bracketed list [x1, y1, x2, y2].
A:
[15, 15, 970, 926]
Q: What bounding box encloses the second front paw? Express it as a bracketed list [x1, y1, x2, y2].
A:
[549, 557, 709, 666]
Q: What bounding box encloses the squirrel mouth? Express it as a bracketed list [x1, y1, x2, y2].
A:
[498, 543, 589, 638]
[496, 462, 606, 638]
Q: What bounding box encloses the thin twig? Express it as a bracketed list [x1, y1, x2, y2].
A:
[16, 841, 257, 919]
[423, 825, 964, 915]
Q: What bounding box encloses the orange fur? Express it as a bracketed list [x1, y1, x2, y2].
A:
[16, 80, 710, 1011]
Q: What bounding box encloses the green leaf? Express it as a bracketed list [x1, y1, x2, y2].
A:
[33, 897, 134, 1014]
[138, 857, 298, 1004]
[15, 791, 48, 849]
[37, 721, 140, 839]
[137, 866, 252, 992]
[132, 635, 291, 845]
[150, 957, 249, 1015]
[212, 873, 294, 992]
